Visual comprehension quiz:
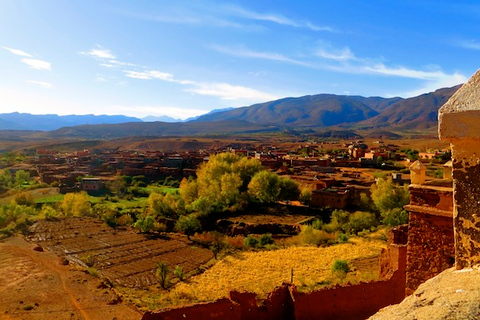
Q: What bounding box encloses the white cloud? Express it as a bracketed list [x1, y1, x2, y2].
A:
[21, 58, 51, 70]
[113, 105, 207, 120]
[124, 70, 174, 81]
[454, 39, 480, 50]
[186, 82, 278, 101]
[226, 5, 334, 32]
[26, 80, 53, 88]
[316, 47, 356, 61]
[211, 45, 311, 66]
[403, 72, 467, 97]
[82, 47, 116, 60]
[2, 46, 33, 57]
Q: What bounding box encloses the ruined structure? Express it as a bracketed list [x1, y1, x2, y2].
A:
[438, 68, 480, 269]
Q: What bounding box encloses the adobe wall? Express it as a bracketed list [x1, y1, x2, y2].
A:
[292, 245, 406, 320]
[404, 183, 454, 294]
[142, 298, 241, 320]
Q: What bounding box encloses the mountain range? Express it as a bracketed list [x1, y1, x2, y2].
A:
[0, 85, 461, 136]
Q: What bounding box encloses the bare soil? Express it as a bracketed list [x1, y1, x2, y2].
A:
[26, 217, 214, 288]
[0, 236, 142, 320]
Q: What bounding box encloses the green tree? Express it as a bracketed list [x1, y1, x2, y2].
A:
[175, 214, 201, 239]
[371, 177, 409, 226]
[0, 169, 13, 192]
[248, 171, 281, 203]
[133, 215, 155, 233]
[61, 192, 91, 216]
[148, 192, 184, 219]
[278, 177, 300, 201]
[12, 192, 34, 206]
[14, 170, 30, 187]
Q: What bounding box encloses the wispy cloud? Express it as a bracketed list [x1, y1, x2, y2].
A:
[113, 105, 207, 120]
[316, 47, 356, 62]
[21, 58, 51, 70]
[2, 46, 33, 57]
[186, 82, 278, 101]
[225, 5, 334, 32]
[124, 70, 174, 81]
[127, 3, 333, 32]
[453, 39, 480, 50]
[3, 46, 51, 70]
[211, 45, 309, 66]
[123, 67, 277, 101]
[26, 80, 53, 88]
[81, 46, 116, 59]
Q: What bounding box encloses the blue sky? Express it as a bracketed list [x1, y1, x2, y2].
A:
[0, 1, 479, 120]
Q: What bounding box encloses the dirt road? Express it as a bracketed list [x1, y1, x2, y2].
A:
[0, 236, 142, 320]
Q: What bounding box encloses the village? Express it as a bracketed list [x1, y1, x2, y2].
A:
[2, 139, 450, 210]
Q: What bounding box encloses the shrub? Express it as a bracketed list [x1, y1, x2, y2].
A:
[344, 211, 377, 234]
[175, 214, 202, 240]
[311, 219, 324, 230]
[331, 259, 350, 277]
[225, 235, 245, 249]
[244, 236, 259, 248]
[174, 265, 184, 281]
[156, 261, 169, 289]
[298, 225, 336, 246]
[337, 233, 349, 243]
[259, 234, 274, 247]
[381, 208, 409, 226]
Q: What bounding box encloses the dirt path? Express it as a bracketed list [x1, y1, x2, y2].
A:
[0, 236, 142, 320]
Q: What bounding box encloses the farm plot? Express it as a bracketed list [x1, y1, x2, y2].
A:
[27, 217, 213, 288]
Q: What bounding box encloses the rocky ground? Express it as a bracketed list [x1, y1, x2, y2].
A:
[369, 266, 480, 320]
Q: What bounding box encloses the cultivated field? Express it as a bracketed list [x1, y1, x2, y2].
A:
[27, 217, 214, 288]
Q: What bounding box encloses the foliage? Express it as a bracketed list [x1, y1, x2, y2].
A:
[401, 148, 419, 161]
[259, 233, 274, 246]
[337, 233, 349, 243]
[175, 214, 202, 239]
[299, 187, 312, 205]
[148, 192, 184, 219]
[243, 235, 259, 248]
[248, 171, 281, 203]
[174, 265, 184, 281]
[381, 207, 409, 227]
[12, 192, 35, 206]
[156, 261, 169, 289]
[178, 152, 298, 216]
[343, 211, 377, 234]
[331, 259, 350, 278]
[296, 225, 336, 246]
[61, 192, 91, 217]
[371, 177, 409, 226]
[133, 215, 156, 233]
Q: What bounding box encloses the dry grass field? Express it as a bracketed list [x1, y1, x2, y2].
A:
[135, 234, 387, 310]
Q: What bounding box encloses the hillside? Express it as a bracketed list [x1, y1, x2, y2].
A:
[0, 85, 461, 138]
[35, 120, 277, 139]
[193, 94, 402, 127]
[193, 87, 459, 130]
[359, 85, 461, 130]
[0, 112, 142, 131]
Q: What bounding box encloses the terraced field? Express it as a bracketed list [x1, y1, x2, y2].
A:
[27, 217, 213, 288]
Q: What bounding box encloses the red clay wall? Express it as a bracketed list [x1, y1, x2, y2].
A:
[405, 211, 454, 294]
[292, 245, 406, 320]
[142, 298, 241, 320]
